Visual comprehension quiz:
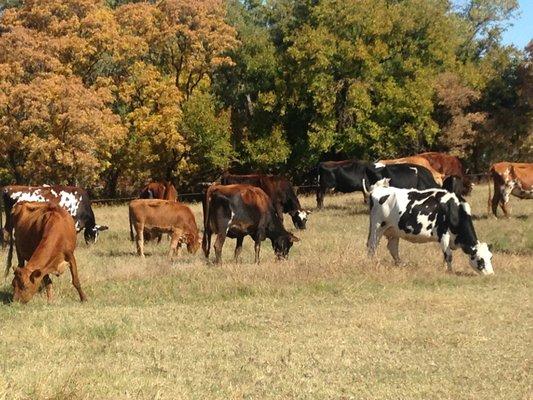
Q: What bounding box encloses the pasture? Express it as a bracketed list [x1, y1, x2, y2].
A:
[0, 184, 531, 400]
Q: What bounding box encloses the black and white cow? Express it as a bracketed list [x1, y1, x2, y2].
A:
[365, 162, 441, 191]
[366, 181, 494, 275]
[1, 185, 108, 245]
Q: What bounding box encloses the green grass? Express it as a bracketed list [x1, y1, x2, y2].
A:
[0, 184, 531, 399]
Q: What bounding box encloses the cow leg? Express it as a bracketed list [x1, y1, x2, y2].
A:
[234, 236, 244, 262]
[43, 275, 53, 303]
[386, 236, 401, 265]
[169, 230, 182, 260]
[254, 240, 261, 264]
[367, 221, 384, 257]
[135, 223, 145, 257]
[202, 229, 212, 259]
[500, 199, 511, 218]
[490, 182, 501, 217]
[439, 235, 453, 272]
[67, 253, 87, 302]
[316, 188, 325, 209]
[214, 233, 226, 264]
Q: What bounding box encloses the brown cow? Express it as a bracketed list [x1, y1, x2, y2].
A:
[202, 184, 299, 264]
[139, 181, 178, 201]
[7, 202, 86, 303]
[488, 162, 533, 217]
[379, 156, 444, 185]
[129, 199, 200, 258]
[417, 152, 472, 195]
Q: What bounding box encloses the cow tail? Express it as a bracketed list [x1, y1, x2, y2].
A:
[201, 187, 211, 257]
[487, 168, 492, 215]
[5, 233, 13, 277]
[129, 207, 134, 242]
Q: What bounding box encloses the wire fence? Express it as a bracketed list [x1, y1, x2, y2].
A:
[92, 172, 490, 205]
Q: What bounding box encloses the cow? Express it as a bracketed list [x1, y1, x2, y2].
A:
[442, 175, 466, 198]
[316, 160, 373, 208]
[129, 199, 200, 259]
[488, 162, 533, 217]
[221, 173, 309, 229]
[202, 184, 300, 264]
[1, 185, 108, 246]
[366, 180, 494, 275]
[379, 156, 444, 185]
[139, 181, 178, 201]
[417, 152, 472, 195]
[7, 202, 87, 303]
[364, 163, 441, 192]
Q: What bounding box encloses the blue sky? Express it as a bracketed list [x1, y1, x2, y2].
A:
[501, 0, 532, 49]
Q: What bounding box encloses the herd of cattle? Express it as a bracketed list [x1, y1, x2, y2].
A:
[0, 152, 531, 303]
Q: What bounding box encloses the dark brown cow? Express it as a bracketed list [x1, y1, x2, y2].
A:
[139, 181, 178, 201]
[7, 202, 86, 303]
[417, 152, 472, 195]
[220, 173, 309, 229]
[202, 184, 299, 264]
[488, 162, 533, 217]
[129, 199, 200, 258]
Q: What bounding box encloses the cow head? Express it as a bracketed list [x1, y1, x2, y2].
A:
[186, 234, 201, 254]
[12, 268, 44, 303]
[468, 242, 494, 275]
[290, 210, 310, 230]
[272, 233, 300, 260]
[84, 225, 109, 244]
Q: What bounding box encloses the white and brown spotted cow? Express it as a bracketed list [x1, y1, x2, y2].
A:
[488, 162, 533, 218]
[366, 181, 494, 275]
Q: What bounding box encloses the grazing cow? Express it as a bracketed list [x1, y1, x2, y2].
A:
[366, 181, 494, 275]
[380, 156, 444, 185]
[221, 173, 309, 229]
[316, 160, 372, 208]
[365, 163, 441, 191]
[442, 175, 466, 198]
[202, 184, 299, 264]
[417, 152, 472, 195]
[7, 202, 87, 303]
[1, 185, 107, 246]
[488, 162, 533, 217]
[139, 181, 178, 201]
[129, 199, 200, 258]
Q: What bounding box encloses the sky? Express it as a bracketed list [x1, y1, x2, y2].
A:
[501, 0, 533, 49]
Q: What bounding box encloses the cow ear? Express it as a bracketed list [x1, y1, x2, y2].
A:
[96, 225, 109, 231]
[30, 269, 42, 283]
[289, 234, 300, 243]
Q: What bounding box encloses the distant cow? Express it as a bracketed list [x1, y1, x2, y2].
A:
[365, 163, 441, 192]
[417, 152, 472, 195]
[139, 181, 178, 201]
[202, 184, 299, 264]
[1, 185, 108, 246]
[7, 202, 87, 303]
[366, 182, 494, 275]
[129, 199, 200, 258]
[316, 160, 373, 208]
[488, 162, 533, 217]
[379, 156, 444, 185]
[221, 173, 309, 229]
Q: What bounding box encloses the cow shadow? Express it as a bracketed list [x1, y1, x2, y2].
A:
[0, 289, 13, 304]
[472, 214, 529, 221]
[94, 250, 148, 257]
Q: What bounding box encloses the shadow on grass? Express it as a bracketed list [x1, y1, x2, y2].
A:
[94, 250, 148, 257]
[0, 289, 13, 304]
[472, 214, 529, 221]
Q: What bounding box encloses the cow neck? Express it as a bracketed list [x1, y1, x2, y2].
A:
[24, 215, 65, 275]
[265, 207, 287, 239]
[454, 207, 478, 254]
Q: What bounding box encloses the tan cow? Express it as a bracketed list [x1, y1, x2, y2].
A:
[379, 156, 444, 185]
[7, 202, 86, 303]
[488, 162, 533, 217]
[129, 199, 200, 258]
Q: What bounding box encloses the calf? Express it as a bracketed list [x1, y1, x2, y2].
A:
[129, 199, 200, 259]
[202, 184, 299, 264]
[488, 162, 533, 217]
[366, 183, 493, 275]
[221, 173, 309, 229]
[7, 202, 87, 303]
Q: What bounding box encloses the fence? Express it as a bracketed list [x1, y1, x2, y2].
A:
[92, 172, 490, 205]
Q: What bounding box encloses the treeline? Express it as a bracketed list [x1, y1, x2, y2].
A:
[0, 0, 531, 195]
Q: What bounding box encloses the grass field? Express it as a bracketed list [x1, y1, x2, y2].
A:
[0, 184, 531, 399]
